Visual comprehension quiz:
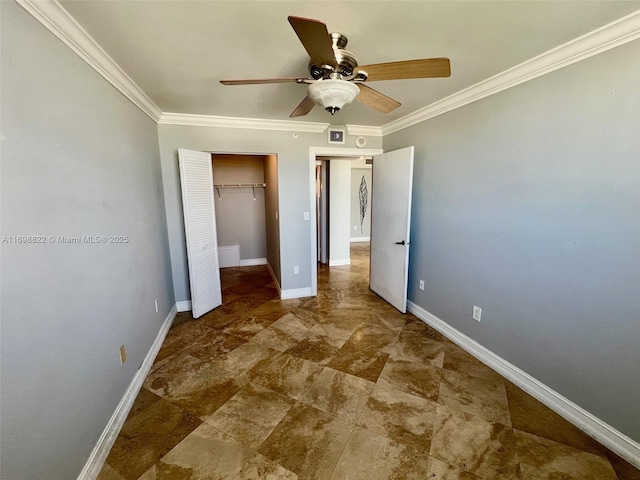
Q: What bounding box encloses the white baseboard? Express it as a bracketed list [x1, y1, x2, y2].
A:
[77, 304, 177, 479]
[280, 287, 314, 300]
[329, 259, 351, 266]
[239, 258, 267, 266]
[350, 237, 370, 243]
[175, 300, 192, 312]
[407, 301, 640, 469]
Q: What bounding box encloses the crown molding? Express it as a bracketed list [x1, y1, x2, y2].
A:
[346, 125, 383, 137]
[16, 0, 162, 122]
[159, 113, 330, 133]
[382, 9, 640, 135]
[18, 1, 639, 136]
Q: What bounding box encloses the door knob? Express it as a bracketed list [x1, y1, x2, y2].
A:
[395, 240, 406, 245]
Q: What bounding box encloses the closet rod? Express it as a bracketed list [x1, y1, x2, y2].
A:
[213, 183, 266, 188]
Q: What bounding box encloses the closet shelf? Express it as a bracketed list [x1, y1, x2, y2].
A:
[214, 183, 266, 200]
[213, 183, 266, 188]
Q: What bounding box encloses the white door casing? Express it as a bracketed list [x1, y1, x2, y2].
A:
[178, 148, 222, 318]
[369, 146, 415, 313]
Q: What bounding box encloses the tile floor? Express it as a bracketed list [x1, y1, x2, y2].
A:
[98, 243, 640, 480]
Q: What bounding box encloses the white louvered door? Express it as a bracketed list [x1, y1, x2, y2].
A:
[178, 148, 222, 318]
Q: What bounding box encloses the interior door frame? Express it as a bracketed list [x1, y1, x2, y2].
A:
[308, 146, 383, 296]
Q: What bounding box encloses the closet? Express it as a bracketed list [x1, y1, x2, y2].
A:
[212, 154, 279, 273]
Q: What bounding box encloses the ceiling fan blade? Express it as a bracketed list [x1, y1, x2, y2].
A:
[356, 84, 401, 114]
[288, 16, 338, 69]
[220, 77, 309, 85]
[355, 58, 451, 82]
[289, 96, 316, 118]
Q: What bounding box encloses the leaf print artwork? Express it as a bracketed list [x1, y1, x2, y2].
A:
[359, 176, 368, 234]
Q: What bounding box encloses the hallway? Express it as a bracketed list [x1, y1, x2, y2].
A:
[98, 243, 638, 480]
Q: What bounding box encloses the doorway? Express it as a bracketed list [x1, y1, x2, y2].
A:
[308, 147, 383, 296]
[180, 149, 285, 318]
[211, 153, 281, 285]
[315, 156, 373, 266]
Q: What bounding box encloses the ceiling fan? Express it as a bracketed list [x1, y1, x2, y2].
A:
[221, 16, 451, 118]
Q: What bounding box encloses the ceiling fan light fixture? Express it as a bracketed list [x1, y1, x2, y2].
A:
[307, 80, 359, 115]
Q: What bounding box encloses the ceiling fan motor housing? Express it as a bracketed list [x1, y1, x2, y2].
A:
[309, 33, 358, 79]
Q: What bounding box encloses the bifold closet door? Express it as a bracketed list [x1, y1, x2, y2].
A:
[178, 148, 222, 318]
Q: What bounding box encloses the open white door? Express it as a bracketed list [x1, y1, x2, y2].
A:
[178, 148, 222, 318]
[370, 146, 414, 313]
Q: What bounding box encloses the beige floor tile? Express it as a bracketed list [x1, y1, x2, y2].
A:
[197, 307, 239, 330]
[505, 380, 605, 455]
[248, 321, 308, 352]
[300, 367, 375, 422]
[430, 405, 520, 480]
[443, 343, 503, 381]
[258, 403, 354, 480]
[251, 352, 324, 400]
[358, 382, 437, 451]
[139, 423, 297, 479]
[606, 450, 640, 480]
[312, 315, 364, 341]
[329, 426, 431, 480]
[145, 352, 202, 392]
[183, 332, 246, 361]
[96, 463, 126, 480]
[285, 330, 345, 365]
[105, 397, 201, 480]
[275, 311, 317, 330]
[218, 342, 282, 377]
[368, 311, 407, 332]
[327, 325, 399, 382]
[391, 328, 445, 367]
[151, 319, 210, 366]
[426, 456, 482, 479]
[377, 357, 442, 402]
[515, 430, 617, 480]
[144, 353, 246, 419]
[438, 369, 511, 426]
[402, 317, 445, 341]
[103, 246, 634, 480]
[124, 387, 163, 423]
[336, 293, 385, 310]
[206, 382, 295, 450]
[219, 314, 274, 340]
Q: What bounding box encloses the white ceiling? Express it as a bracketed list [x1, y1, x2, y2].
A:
[59, 1, 640, 126]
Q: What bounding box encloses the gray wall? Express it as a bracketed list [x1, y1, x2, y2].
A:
[351, 168, 372, 239]
[0, 3, 175, 478]
[157, 125, 382, 300]
[385, 40, 640, 441]
[212, 154, 267, 260]
[264, 154, 281, 285]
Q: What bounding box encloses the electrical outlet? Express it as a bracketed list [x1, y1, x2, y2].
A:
[293, 266, 299, 274]
[303, 212, 310, 220]
[119, 345, 127, 365]
[472, 306, 482, 322]
[154, 298, 159, 313]
[419, 280, 425, 291]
